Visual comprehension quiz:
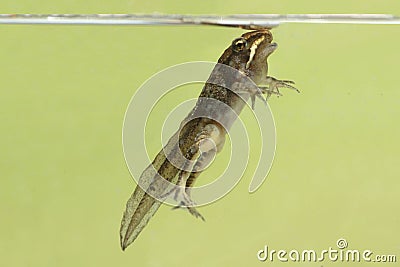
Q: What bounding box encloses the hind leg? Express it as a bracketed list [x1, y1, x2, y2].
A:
[167, 123, 225, 220]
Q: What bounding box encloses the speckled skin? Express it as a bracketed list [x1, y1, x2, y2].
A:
[120, 30, 285, 250]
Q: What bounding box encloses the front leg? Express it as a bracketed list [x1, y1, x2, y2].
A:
[261, 76, 299, 100]
[237, 76, 299, 110]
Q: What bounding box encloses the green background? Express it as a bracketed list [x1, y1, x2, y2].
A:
[1, 1, 399, 266]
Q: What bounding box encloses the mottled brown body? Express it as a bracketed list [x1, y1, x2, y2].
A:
[120, 30, 298, 250]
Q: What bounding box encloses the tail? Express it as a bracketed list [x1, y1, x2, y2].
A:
[119, 131, 183, 250]
[120, 184, 163, 250]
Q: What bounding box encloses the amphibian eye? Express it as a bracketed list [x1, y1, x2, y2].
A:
[232, 38, 247, 52]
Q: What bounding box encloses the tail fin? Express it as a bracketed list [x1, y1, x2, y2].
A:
[120, 185, 162, 250]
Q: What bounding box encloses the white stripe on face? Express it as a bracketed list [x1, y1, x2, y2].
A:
[245, 35, 266, 69]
